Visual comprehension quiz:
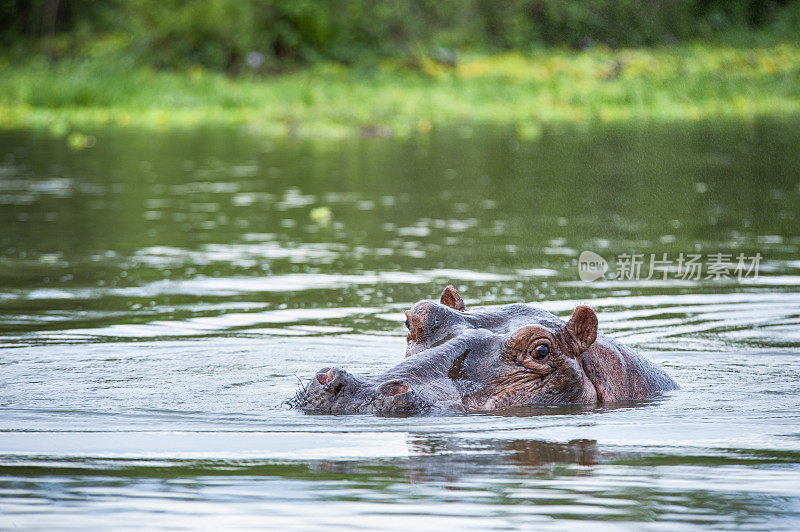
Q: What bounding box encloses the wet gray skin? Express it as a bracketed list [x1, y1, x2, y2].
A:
[292, 286, 679, 415]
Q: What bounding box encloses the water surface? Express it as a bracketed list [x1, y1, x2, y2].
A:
[1, 122, 799, 529]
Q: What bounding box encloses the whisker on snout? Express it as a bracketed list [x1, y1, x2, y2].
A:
[284, 380, 311, 409]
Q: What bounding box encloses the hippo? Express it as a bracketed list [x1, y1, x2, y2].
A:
[290, 285, 679, 414]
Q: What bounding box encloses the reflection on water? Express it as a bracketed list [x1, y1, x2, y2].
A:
[2, 436, 799, 529]
[0, 121, 799, 529]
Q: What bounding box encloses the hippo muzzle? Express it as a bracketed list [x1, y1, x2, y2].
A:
[300, 367, 433, 415]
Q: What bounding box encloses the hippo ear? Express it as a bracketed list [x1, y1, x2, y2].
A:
[565, 305, 598, 354]
[440, 284, 466, 311]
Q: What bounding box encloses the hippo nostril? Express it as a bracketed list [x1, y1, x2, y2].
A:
[378, 380, 411, 397]
[316, 367, 335, 385]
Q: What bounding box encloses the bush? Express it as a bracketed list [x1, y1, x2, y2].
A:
[1, 0, 798, 71]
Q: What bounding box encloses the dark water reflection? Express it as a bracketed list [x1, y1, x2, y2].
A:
[1, 120, 799, 529]
[2, 437, 799, 529]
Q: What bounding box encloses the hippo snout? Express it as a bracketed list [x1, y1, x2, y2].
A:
[300, 367, 429, 415]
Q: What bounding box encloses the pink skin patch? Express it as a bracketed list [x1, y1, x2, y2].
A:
[316, 368, 335, 385]
[380, 382, 411, 397]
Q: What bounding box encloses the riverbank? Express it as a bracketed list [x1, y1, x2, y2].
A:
[2, 43, 799, 140]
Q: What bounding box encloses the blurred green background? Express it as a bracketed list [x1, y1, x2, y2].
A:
[2, 0, 800, 71]
[2, 1, 800, 138]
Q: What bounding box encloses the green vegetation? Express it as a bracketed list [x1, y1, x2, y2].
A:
[2, 44, 800, 139]
[4, 1, 800, 71]
[2, 1, 799, 139]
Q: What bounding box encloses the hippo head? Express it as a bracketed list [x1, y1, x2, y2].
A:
[292, 285, 602, 415]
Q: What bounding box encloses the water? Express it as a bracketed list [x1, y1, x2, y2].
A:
[1, 121, 799, 529]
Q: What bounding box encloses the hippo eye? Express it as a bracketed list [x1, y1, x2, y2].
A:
[534, 344, 549, 359]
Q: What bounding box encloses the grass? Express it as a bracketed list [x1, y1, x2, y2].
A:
[1, 43, 800, 139]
